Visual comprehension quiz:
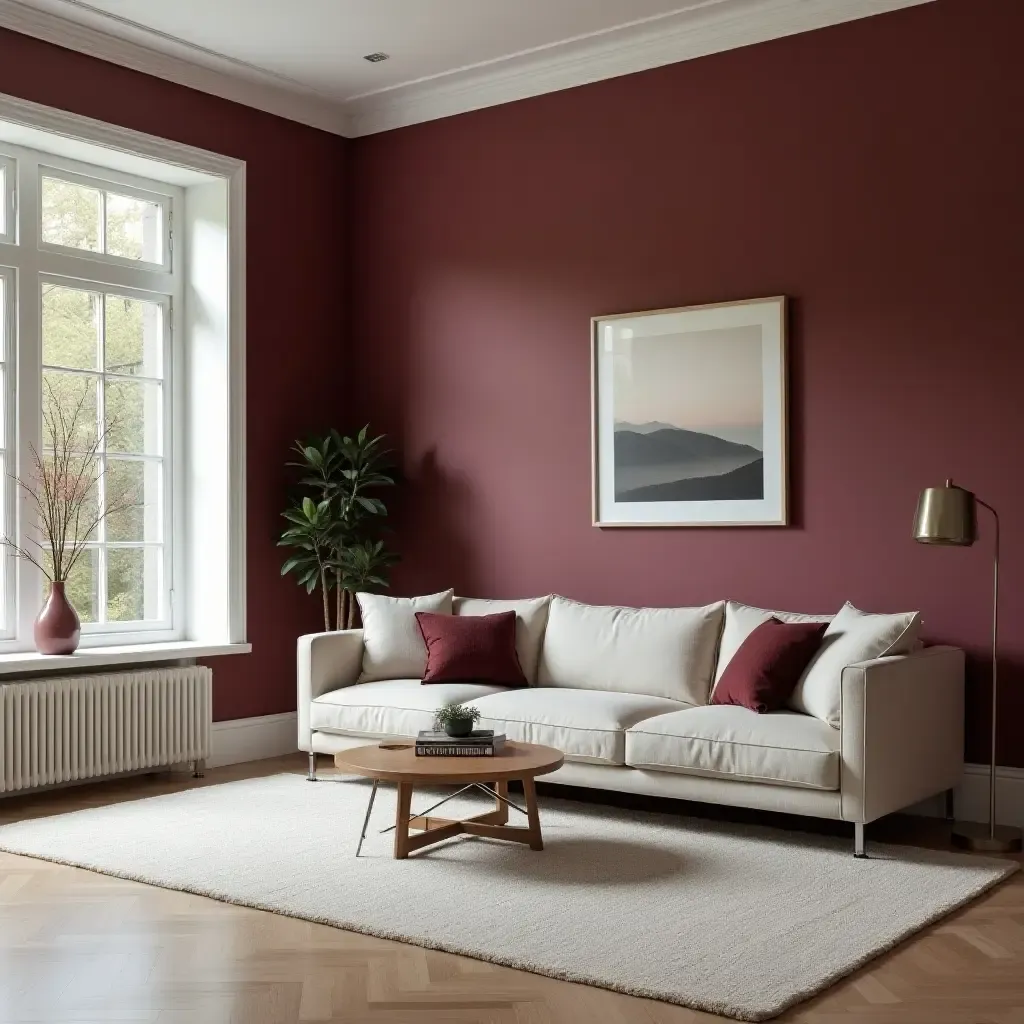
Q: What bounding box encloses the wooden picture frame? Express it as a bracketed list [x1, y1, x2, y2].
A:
[592, 296, 788, 528]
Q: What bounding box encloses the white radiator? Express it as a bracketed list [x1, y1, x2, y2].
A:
[0, 667, 212, 794]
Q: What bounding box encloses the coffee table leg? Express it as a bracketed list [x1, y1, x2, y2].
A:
[494, 780, 510, 824]
[355, 778, 378, 858]
[522, 777, 543, 851]
[394, 782, 413, 859]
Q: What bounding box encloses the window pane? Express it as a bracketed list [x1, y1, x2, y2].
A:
[107, 547, 159, 621]
[42, 371, 99, 452]
[0, 164, 6, 236]
[106, 458, 160, 543]
[41, 177, 102, 252]
[42, 547, 98, 624]
[106, 193, 162, 263]
[42, 284, 100, 370]
[105, 379, 161, 455]
[105, 294, 163, 376]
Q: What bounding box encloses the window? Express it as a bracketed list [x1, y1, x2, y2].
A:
[39, 168, 170, 270]
[0, 145, 182, 647]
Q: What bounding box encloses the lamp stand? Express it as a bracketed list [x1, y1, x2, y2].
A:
[950, 502, 1022, 854]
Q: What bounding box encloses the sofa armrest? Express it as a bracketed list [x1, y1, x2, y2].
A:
[840, 645, 964, 824]
[297, 630, 364, 751]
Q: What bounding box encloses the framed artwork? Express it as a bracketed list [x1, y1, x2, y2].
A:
[592, 296, 788, 527]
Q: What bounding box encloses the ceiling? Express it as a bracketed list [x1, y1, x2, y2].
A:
[0, 0, 936, 136]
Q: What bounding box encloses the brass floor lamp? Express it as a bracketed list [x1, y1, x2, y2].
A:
[913, 480, 1022, 853]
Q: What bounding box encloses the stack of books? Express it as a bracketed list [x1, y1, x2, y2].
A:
[415, 730, 506, 757]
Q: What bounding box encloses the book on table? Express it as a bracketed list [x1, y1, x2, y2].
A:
[415, 730, 506, 757]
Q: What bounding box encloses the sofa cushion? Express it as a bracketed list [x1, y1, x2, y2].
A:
[474, 687, 689, 765]
[416, 611, 526, 687]
[357, 590, 453, 683]
[790, 602, 922, 727]
[311, 678, 505, 739]
[713, 601, 833, 687]
[625, 705, 841, 790]
[537, 596, 725, 703]
[454, 596, 551, 684]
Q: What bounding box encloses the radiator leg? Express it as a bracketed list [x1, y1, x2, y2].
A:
[307, 751, 317, 781]
[854, 823, 866, 859]
[944, 788, 955, 821]
[191, 759, 206, 779]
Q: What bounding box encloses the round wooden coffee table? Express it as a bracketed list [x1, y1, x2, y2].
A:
[334, 741, 564, 859]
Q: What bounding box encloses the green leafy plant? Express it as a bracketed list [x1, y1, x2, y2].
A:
[433, 702, 482, 729]
[278, 426, 398, 631]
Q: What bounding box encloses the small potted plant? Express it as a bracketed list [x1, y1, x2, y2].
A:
[434, 701, 482, 738]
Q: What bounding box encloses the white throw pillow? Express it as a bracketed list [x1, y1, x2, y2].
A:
[713, 601, 833, 688]
[454, 596, 551, 685]
[789, 602, 922, 727]
[537, 596, 725, 704]
[357, 590, 453, 682]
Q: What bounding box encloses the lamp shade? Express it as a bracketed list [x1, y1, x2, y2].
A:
[913, 479, 977, 546]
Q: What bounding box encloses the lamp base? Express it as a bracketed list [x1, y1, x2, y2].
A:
[950, 819, 1022, 854]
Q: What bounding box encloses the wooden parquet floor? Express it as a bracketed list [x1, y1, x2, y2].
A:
[0, 755, 1021, 1024]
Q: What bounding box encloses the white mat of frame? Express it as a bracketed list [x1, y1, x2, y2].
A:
[0, 773, 1016, 1021]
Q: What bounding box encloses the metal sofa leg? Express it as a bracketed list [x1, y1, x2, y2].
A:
[944, 787, 955, 821]
[854, 822, 866, 858]
[308, 751, 317, 781]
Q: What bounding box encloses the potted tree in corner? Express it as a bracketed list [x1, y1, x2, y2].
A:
[278, 426, 398, 631]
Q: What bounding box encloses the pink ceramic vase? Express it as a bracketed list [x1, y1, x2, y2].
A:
[34, 581, 81, 655]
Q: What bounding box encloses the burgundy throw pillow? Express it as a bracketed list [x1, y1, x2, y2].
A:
[415, 611, 527, 687]
[712, 618, 827, 714]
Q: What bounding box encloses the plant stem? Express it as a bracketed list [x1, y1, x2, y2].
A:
[320, 569, 330, 631]
[346, 591, 357, 629]
[335, 570, 342, 631]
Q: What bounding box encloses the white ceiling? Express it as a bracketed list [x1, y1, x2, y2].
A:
[0, 0, 936, 137]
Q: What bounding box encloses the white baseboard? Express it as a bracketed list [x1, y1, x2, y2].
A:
[209, 712, 298, 768]
[907, 763, 1024, 830]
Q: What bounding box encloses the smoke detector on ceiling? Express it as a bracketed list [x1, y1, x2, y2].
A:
[363, 52, 390, 63]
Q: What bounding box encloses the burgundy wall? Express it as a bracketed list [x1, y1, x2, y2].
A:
[348, 0, 1024, 766]
[0, 29, 349, 721]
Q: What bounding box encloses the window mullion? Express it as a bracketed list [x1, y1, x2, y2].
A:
[96, 294, 107, 624]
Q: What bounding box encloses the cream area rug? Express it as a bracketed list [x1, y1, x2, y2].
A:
[0, 774, 1016, 1021]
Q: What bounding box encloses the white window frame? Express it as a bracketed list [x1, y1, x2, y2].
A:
[0, 143, 184, 649]
[0, 89, 248, 669]
[0, 265, 15, 637]
[0, 153, 15, 245]
[38, 164, 173, 273]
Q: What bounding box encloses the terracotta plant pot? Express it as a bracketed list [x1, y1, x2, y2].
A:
[34, 581, 81, 655]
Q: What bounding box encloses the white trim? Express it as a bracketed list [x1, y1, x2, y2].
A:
[1, 0, 935, 138]
[0, 0, 351, 137]
[209, 711, 298, 768]
[0, 639, 250, 674]
[908, 764, 1024, 831]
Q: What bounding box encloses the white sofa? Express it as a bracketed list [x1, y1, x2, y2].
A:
[297, 595, 965, 856]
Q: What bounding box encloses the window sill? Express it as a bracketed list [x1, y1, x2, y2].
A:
[0, 641, 252, 677]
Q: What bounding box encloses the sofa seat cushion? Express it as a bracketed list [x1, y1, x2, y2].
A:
[473, 687, 689, 766]
[311, 679, 506, 739]
[625, 705, 841, 790]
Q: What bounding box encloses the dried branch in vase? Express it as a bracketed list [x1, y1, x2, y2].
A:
[3, 378, 139, 583]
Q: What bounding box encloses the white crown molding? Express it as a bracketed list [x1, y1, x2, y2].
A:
[0, 0, 351, 136]
[0, 0, 935, 138]
[347, 0, 936, 136]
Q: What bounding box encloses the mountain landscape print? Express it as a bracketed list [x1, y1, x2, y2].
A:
[613, 423, 763, 501]
[610, 323, 766, 503]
